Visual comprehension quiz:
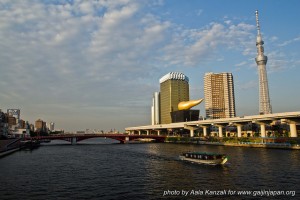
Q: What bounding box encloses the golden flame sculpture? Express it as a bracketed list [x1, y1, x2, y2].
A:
[178, 98, 204, 110]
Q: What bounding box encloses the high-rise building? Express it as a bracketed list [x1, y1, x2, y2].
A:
[7, 109, 20, 120]
[204, 72, 236, 119]
[35, 119, 45, 132]
[255, 10, 272, 115]
[18, 119, 25, 129]
[7, 116, 16, 127]
[159, 72, 189, 124]
[151, 92, 160, 125]
[49, 122, 55, 132]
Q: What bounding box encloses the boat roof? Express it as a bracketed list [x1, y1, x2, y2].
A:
[184, 152, 225, 156]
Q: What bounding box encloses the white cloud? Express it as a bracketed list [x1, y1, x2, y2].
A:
[235, 61, 247, 67]
[196, 9, 203, 16]
[270, 36, 278, 42]
[161, 21, 256, 67]
[266, 50, 300, 73]
[224, 20, 231, 25]
[1, 0, 297, 131]
[0, 0, 171, 130]
[278, 36, 300, 47]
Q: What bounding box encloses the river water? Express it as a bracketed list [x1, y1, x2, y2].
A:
[0, 138, 299, 199]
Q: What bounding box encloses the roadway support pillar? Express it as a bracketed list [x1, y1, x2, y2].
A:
[184, 125, 199, 137]
[146, 130, 149, 136]
[218, 126, 223, 138]
[253, 120, 273, 138]
[71, 137, 77, 145]
[138, 130, 141, 135]
[199, 125, 208, 137]
[190, 129, 195, 138]
[157, 130, 161, 136]
[203, 126, 207, 137]
[213, 124, 224, 138]
[230, 122, 246, 138]
[237, 125, 242, 138]
[281, 119, 299, 137]
[260, 124, 266, 138]
[289, 123, 297, 137]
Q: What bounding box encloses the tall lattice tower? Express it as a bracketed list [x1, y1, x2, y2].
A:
[255, 10, 272, 114]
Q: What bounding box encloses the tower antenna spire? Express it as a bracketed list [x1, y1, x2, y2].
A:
[255, 10, 261, 35]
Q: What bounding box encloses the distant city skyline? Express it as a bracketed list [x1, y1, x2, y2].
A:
[1, 0, 300, 131]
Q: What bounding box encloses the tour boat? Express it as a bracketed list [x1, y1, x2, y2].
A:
[179, 152, 228, 165]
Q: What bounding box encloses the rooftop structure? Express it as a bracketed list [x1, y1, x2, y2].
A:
[159, 72, 189, 84]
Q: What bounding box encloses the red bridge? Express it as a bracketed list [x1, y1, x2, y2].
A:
[25, 134, 166, 144]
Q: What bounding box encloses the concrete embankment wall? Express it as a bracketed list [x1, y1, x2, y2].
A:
[0, 148, 20, 158]
[0, 139, 23, 158]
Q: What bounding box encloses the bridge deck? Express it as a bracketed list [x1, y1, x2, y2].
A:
[25, 134, 166, 143]
[125, 111, 300, 131]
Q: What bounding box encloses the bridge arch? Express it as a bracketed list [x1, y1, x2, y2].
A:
[25, 134, 166, 144]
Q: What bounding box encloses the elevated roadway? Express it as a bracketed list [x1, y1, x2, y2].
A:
[126, 111, 300, 138]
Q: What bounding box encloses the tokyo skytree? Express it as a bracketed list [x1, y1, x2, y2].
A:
[255, 10, 272, 114]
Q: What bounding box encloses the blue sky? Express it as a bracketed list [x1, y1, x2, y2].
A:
[0, 0, 299, 132]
